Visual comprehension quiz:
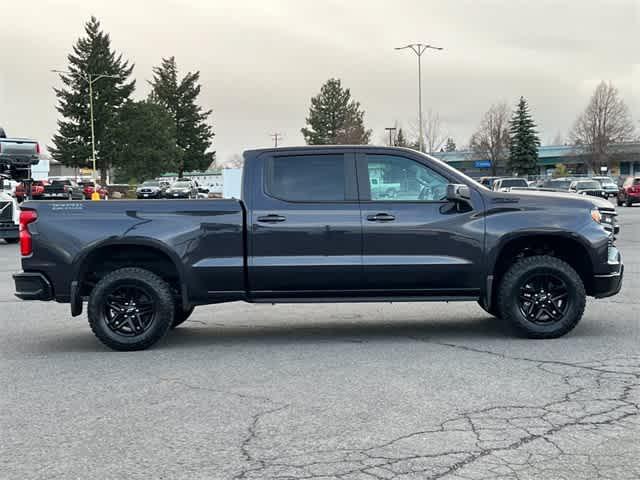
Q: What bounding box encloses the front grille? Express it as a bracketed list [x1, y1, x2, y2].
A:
[0, 201, 13, 222]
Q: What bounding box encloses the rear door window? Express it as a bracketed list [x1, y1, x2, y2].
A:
[266, 154, 350, 202]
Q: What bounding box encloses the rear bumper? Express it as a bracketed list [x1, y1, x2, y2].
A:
[0, 224, 18, 239]
[13, 272, 53, 300]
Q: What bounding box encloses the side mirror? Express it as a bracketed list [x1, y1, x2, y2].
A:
[446, 183, 471, 202]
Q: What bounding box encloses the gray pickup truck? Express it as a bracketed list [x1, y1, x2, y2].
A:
[0, 127, 41, 180]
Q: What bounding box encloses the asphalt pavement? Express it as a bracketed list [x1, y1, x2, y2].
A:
[1, 205, 638, 480]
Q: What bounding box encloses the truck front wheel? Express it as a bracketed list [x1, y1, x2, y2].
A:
[498, 255, 586, 339]
[87, 267, 175, 351]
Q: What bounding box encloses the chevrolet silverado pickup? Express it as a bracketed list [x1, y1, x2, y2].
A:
[13, 146, 623, 351]
[0, 128, 41, 180]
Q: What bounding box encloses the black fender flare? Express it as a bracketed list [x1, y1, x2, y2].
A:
[70, 237, 190, 316]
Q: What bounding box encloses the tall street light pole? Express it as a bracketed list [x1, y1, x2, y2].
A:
[51, 70, 120, 180]
[395, 43, 443, 153]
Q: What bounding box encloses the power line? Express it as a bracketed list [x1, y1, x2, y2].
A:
[385, 127, 397, 146]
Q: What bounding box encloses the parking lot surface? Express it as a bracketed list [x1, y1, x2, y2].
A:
[1, 205, 638, 480]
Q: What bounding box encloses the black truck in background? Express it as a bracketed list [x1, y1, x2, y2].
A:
[13, 146, 623, 351]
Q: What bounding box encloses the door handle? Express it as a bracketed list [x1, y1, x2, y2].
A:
[257, 214, 287, 223]
[367, 213, 395, 222]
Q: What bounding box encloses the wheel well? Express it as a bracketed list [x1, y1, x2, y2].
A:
[491, 235, 594, 303]
[78, 244, 182, 300]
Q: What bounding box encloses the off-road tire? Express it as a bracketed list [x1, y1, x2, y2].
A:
[88, 267, 175, 351]
[498, 255, 586, 339]
[171, 305, 195, 329]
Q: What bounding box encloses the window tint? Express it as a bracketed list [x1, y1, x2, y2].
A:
[267, 155, 345, 201]
[366, 155, 448, 201]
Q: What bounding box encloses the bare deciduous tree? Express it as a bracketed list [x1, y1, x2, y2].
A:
[570, 81, 635, 173]
[469, 102, 510, 176]
[410, 109, 447, 153]
[224, 153, 244, 168]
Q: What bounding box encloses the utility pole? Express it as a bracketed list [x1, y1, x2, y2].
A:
[51, 70, 121, 181]
[395, 43, 443, 153]
[271, 132, 283, 148]
[384, 127, 397, 146]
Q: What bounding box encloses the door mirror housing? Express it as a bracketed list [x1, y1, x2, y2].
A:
[446, 183, 471, 202]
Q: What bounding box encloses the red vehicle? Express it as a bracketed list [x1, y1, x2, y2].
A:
[617, 177, 640, 207]
[14, 180, 47, 201]
[81, 181, 108, 200]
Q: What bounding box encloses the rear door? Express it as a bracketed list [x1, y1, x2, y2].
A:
[357, 151, 485, 295]
[248, 151, 362, 296]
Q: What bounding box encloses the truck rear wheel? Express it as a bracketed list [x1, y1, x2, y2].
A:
[171, 305, 195, 329]
[498, 255, 586, 339]
[87, 267, 175, 351]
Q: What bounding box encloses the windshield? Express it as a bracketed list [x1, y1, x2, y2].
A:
[500, 179, 528, 188]
[142, 181, 160, 186]
[421, 153, 489, 190]
[576, 181, 601, 189]
[173, 182, 191, 188]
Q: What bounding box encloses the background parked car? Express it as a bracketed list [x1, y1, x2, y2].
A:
[617, 176, 640, 207]
[15, 180, 47, 201]
[539, 178, 574, 192]
[479, 176, 500, 189]
[136, 180, 165, 199]
[164, 180, 198, 199]
[492, 177, 529, 192]
[569, 180, 608, 198]
[41, 179, 84, 200]
[591, 176, 619, 198]
[80, 181, 108, 200]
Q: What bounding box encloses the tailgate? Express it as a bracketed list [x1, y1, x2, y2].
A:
[0, 139, 38, 156]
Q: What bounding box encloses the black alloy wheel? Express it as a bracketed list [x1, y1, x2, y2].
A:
[104, 284, 157, 336]
[517, 273, 569, 325]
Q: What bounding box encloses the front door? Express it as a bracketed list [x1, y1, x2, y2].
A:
[358, 152, 485, 295]
[248, 152, 362, 296]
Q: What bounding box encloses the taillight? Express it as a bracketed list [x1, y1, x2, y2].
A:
[35, 143, 41, 154]
[19, 210, 37, 256]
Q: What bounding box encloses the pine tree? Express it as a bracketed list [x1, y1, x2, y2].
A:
[508, 97, 540, 175]
[111, 100, 179, 182]
[50, 16, 135, 183]
[301, 78, 371, 145]
[149, 57, 215, 177]
[444, 137, 457, 152]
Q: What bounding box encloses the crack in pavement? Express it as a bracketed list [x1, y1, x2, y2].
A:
[223, 341, 639, 479]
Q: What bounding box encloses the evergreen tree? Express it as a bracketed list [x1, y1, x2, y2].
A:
[444, 137, 457, 152]
[395, 128, 408, 147]
[111, 100, 179, 182]
[301, 78, 371, 145]
[508, 97, 540, 175]
[149, 57, 214, 177]
[51, 16, 135, 183]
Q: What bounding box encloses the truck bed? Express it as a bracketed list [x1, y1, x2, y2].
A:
[20, 199, 246, 304]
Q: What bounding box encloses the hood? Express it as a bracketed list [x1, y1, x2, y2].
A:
[486, 188, 613, 210]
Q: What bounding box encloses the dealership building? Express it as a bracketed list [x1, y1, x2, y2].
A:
[432, 142, 640, 178]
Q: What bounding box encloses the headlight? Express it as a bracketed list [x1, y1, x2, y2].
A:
[591, 208, 602, 224]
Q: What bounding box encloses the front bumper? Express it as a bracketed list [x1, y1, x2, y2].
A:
[13, 272, 53, 300]
[592, 245, 623, 298]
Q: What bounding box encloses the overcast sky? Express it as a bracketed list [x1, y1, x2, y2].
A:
[1, 0, 638, 164]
